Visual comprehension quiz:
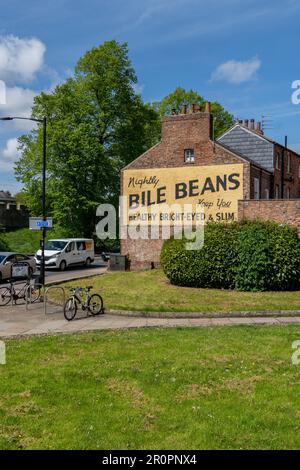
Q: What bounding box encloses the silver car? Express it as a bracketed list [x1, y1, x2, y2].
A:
[0, 252, 36, 282]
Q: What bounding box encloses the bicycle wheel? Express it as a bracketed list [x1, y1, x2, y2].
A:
[0, 286, 12, 306]
[64, 297, 77, 321]
[27, 285, 41, 304]
[88, 294, 104, 315]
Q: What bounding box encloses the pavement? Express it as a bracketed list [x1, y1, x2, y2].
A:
[2, 301, 300, 339]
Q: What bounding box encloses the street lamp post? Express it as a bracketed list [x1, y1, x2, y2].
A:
[0, 116, 47, 287]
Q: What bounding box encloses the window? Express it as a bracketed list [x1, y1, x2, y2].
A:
[254, 177, 260, 199]
[264, 188, 270, 200]
[76, 241, 86, 251]
[275, 152, 280, 170]
[287, 153, 292, 173]
[16, 255, 29, 262]
[184, 149, 195, 163]
[275, 185, 280, 199]
[65, 242, 75, 253]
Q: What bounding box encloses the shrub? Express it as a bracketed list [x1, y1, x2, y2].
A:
[0, 233, 9, 251]
[235, 221, 300, 291]
[160, 223, 240, 289]
[160, 220, 300, 292]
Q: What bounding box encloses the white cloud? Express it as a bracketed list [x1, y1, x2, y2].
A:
[0, 138, 21, 173]
[132, 83, 145, 95]
[0, 35, 46, 83]
[211, 57, 261, 84]
[0, 86, 38, 130]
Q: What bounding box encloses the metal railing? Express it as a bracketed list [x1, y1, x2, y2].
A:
[43, 286, 66, 315]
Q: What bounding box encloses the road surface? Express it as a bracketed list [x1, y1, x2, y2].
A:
[0, 258, 108, 287]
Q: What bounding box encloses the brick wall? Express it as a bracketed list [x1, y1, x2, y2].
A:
[121, 109, 252, 270]
[250, 166, 273, 199]
[238, 199, 300, 233]
[273, 145, 300, 199]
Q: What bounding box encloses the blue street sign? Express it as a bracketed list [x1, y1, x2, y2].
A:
[36, 220, 50, 227]
[29, 217, 53, 231]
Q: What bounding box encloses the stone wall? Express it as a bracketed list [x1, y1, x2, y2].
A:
[0, 203, 28, 230]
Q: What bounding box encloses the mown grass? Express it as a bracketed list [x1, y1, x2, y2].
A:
[1, 325, 300, 449]
[2, 229, 41, 254]
[1, 228, 68, 254]
[57, 269, 300, 313]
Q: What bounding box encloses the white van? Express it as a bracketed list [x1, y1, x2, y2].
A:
[35, 239, 95, 271]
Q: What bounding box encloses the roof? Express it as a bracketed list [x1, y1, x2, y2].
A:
[47, 239, 93, 242]
[0, 191, 15, 201]
[0, 252, 20, 256]
[216, 141, 272, 174]
[218, 123, 300, 173]
[218, 124, 275, 172]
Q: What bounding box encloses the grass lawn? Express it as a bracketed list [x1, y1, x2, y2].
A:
[1, 229, 41, 254]
[1, 325, 300, 449]
[57, 269, 300, 313]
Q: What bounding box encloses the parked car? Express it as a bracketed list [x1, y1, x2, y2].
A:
[101, 252, 110, 262]
[0, 252, 37, 281]
[35, 238, 95, 271]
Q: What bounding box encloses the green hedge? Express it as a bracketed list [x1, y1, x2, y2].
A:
[160, 220, 300, 292]
[0, 233, 9, 251]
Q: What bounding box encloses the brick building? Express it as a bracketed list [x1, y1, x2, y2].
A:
[121, 103, 300, 270]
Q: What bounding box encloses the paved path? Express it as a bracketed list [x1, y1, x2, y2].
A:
[1, 302, 300, 339]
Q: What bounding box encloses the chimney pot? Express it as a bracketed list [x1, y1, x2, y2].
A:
[171, 108, 177, 116]
[244, 119, 249, 128]
[238, 119, 243, 125]
[189, 103, 195, 114]
[250, 119, 255, 129]
[256, 121, 263, 134]
[205, 101, 211, 113]
[197, 104, 202, 113]
[181, 104, 187, 115]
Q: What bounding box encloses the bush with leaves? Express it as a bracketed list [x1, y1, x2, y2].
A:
[235, 220, 300, 291]
[160, 223, 240, 289]
[0, 233, 9, 251]
[161, 220, 300, 292]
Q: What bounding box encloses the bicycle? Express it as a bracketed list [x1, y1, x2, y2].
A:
[0, 279, 41, 306]
[64, 286, 104, 321]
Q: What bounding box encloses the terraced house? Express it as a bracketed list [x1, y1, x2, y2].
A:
[121, 104, 300, 270]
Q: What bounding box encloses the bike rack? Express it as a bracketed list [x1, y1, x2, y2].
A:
[25, 282, 44, 311]
[43, 286, 66, 315]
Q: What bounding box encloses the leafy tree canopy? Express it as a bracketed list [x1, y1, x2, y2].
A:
[152, 86, 234, 138]
[15, 40, 159, 236]
[15, 44, 234, 238]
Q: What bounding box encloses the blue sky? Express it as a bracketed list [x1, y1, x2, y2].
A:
[0, 0, 300, 193]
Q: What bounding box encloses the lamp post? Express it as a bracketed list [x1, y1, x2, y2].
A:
[0, 116, 47, 287]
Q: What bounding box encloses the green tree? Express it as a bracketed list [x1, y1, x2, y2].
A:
[15, 40, 159, 237]
[152, 87, 234, 138]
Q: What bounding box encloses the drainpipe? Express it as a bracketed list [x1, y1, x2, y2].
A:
[281, 136, 287, 198]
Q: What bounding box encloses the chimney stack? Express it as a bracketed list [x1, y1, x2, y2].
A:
[189, 103, 195, 114]
[244, 119, 249, 128]
[181, 104, 187, 115]
[205, 101, 211, 113]
[256, 121, 263, 134]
